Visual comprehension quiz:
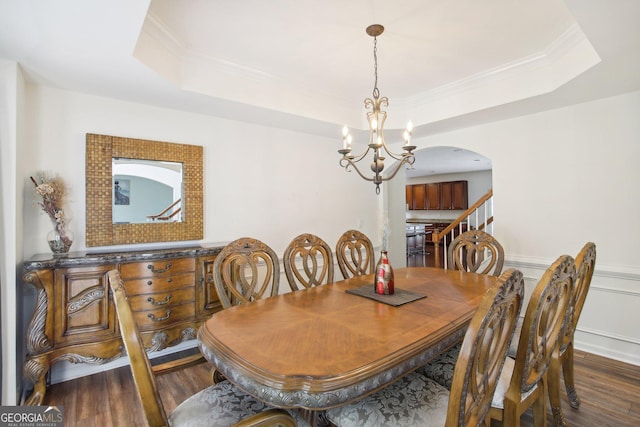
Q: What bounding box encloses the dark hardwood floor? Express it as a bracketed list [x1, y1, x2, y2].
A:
[42, 347, 640, 427]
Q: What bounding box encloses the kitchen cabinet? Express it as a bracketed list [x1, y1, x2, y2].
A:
[405, 185, 413, 209]
[406, 183, 427, 210]
[426, 183, 441, 210]
[440, 182, 453, 210]
[441, 180, 468, 210]
[406, 181, 468, 210]
[412, 184, 426, 210]
[22, 244, 223, 405]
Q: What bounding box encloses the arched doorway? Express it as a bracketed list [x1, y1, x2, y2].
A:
[404, 146, 493, 267]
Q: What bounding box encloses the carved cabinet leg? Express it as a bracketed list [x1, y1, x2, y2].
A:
[22, 355, 50, 405]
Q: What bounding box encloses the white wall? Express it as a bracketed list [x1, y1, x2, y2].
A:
[410, 90, 640, 364]
[22, 85, 381, 256]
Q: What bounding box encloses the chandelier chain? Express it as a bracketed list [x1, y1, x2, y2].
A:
[373, 36, 379, 99]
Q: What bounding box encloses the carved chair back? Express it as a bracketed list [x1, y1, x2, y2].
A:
[447, 230, 505, 276]
[283, 233, 334, 291]
[335, 230, 375, 279]
[548, 242, 596, 420]
[561, 242, 596, 353]
[213, 237, 280, 308]
[489, 255, 575, 425]
[108, 269, 169, 426]
[445, 268, 524, 426]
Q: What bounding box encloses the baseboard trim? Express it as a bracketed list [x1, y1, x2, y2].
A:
[49, 340, 197, 384]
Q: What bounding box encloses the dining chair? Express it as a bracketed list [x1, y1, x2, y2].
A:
[283, 233, 334, 291]
[447, 229, 504, 276]
[107, 269, 300, 427]
[213, 237, 281, 309]
[548, 242, 596, 426]
[418, 230, 505, 387]
[335, 229, 375, 279]
[488, 254, 575, 427]
[325, 268, 525, 427]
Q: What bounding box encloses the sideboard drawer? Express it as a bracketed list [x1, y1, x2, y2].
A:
[127, 288, 195, 312]
[124, 272, 195, 295]
[134, 302, 195, 330]
[120, 257, 195, 278]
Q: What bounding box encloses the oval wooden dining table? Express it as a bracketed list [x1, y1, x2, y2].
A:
[197, 267, 497, 413]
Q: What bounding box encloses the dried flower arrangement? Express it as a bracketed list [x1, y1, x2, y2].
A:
[31, 173, 73, 253]
[381, 215, 391, 252]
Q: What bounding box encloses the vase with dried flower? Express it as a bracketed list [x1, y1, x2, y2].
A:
[374, 217, 394, 295]
[31, 174, 74, 255]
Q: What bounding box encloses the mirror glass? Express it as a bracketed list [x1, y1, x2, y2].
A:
[86, 133, 203, 247]
[112, 158, 184, 224]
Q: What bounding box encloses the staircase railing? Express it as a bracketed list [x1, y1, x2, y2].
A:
[432, 189, 494, 269]
[147, 199, 182, 221]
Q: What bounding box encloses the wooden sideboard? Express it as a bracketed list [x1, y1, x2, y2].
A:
[22, 244, 224, 405]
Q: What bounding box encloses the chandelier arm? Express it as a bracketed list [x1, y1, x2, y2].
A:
[348, 145, 374, 164]
[378, 155, 416, 182]
[379, 141, 411, 161]
[339, 158, 376, 182]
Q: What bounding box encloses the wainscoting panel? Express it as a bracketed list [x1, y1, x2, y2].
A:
[505, 257, 640, 366]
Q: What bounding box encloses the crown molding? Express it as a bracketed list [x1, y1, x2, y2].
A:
[387, 24, 600, 128]
[136, 16, 599, 131]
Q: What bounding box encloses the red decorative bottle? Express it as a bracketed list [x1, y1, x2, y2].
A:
[375, 251, 395, 295]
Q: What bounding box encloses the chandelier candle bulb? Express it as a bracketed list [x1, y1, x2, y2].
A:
[404, 121, 413, 145]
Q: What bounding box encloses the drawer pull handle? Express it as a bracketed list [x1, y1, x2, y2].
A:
[147, 310, 171, 322]
[147, 294, 172, 306]
[147, 278, 171, 286]
[147, 262, 172, 274]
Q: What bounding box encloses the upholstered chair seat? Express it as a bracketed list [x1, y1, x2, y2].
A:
[490, 357, 537, 410]
[169, 380, 308, 426]
[416, 343, 461, 390]
[326, 372, 449, 427]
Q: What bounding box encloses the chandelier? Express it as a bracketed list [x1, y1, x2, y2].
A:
[338, 24, 416, 194]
